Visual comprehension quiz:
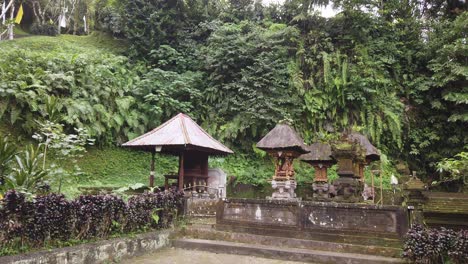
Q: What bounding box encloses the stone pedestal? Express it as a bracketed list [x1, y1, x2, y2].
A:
[270, 180, 297, 200]
[312, 182, 331, 200]
[332, 177, 362, 203]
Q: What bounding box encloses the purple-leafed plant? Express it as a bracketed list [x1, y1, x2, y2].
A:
[0, 190, 184, 255]
[74, 194, 126, 239]
[0, 190, 31, 246]
[26, 194, 74, 244]
[403, 224, 467, 264]
[448, 229, 468, 264]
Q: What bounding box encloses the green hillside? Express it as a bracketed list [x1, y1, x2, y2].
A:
[1, 33, 127, 54]
[1, 0, 466, 197]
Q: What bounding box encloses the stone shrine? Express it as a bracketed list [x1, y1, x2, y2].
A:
[300, 143, 336, 200]
[256, 122, 309, 200]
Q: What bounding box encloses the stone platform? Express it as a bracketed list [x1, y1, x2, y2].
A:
[174, 217, 405, 264]
[216, 198, 409, 239]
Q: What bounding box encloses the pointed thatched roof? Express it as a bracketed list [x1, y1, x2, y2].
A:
[300, 143, 335, 163]
[256, 123, 309, 154]
[347, 132, 380, 161]
[122, 113, 233, 155]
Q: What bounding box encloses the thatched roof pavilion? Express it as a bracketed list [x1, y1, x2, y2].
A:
[122, 113, 233, 190]
[347, 132, 380, 162]
[300, 143, 336, 183]
[256, 123, 308, 199]
[123, 113, 233, 155]
[256, 123, 308, 154]
[300, 143, 334, 163]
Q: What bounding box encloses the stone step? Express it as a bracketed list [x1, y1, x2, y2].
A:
[182, 227, 402, 258]
[172, 238, 405, 264]
[215, 224, 403, 248]
[187, 216, 217, 223]
[185, 217, 216, 231]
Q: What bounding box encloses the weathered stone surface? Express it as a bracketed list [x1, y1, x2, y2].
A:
[0, 230, 172, 264]
[208, 168, 227, 198]
[186, 197, 220, 217]
[301, 202, 406, 236]
[182, 226, 403, 257]
[173, 238, 405, 264]
[217, 199, 408, 238]
[422, 191, 468, 229]
[220, 199, 299, 228]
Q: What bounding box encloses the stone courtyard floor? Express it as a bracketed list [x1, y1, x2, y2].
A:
[122, 247, 311, 264]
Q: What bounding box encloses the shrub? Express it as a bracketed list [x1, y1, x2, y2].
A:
[27, 194, 74, 243]
[30, 23, 59, 36]
[74, 194, 126, 239]
[95, 6, 124, 37]
[403, 224, 467, 264]
[448, 229, 468, 264]
[0, 190, 30, 245]
[125, 191, 184, 232]
[0, 189, 184, 255]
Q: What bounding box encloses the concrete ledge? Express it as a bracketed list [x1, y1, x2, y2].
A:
[0, 230, 173, 264]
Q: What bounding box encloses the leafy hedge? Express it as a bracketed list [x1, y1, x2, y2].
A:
[403, 224, 468, 264]
[0, 190, 184, 256]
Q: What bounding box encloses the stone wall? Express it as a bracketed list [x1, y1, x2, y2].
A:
[0, 230, 172, 264]
[185, 197, 220, 217]
[217, 199, 408, 238]
[422, 191, 468, 230]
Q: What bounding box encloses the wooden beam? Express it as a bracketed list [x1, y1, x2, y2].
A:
[149, 151, 155, 188]
[371, 170, 375, 204]
[178, 152, 184, 191]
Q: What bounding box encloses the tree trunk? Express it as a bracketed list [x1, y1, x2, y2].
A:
[8, 1, 14, 40]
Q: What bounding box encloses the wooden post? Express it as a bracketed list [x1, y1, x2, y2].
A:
[380, 173, 384, 205]
[178, 152, 184, 191]
[371, 170, 375, 204]
[149, 151, 155, 188]
[201, 154, 208, 193]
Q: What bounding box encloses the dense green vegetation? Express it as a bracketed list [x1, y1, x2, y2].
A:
[0, 0, 466, 194]
[62, 147, 318, 197]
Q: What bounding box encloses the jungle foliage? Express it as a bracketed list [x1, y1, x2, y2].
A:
[1, 0, 466, 184]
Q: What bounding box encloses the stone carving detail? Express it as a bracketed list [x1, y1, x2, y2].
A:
[272, 179, 297, 199]
[312, 182, 330, 200]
